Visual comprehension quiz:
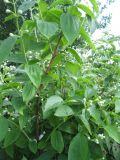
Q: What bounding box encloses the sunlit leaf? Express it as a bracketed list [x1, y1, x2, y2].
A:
[51, 130, 64, 153]
[60, 13, 80, 44]
[37, 20, 58, 38]
[55, 105, 74, 117]
[78, 4, 95, 18]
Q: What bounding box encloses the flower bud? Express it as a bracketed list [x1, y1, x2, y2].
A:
[6, 9, 11, 13]
[9, 33, 14, 37]
[18, 9, 23, 14]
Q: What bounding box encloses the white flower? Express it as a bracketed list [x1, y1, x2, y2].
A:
[28, 51, 32, 54]
[4, 0, 10, 3]
[107, 59, 114, 65]
[10, 65, 16, 71]
[9, 33, 14, 37]
[18, 9, 23, 14]
[3, 62, 7, 66]
[95, 139, 99, 144]
[39, 134, 44, 140]
[6, 9, 11, 13]
[0, 82, 3, 85]
[4, 97, 9, 101]
[98, 134, 105, 139]
[25, 30, 29, 33]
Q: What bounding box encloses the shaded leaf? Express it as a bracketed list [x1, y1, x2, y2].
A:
[0, 117, 8, 142]
[22, 82, 36, 103]
[89, 141, 103, 159]
[67, 48, 82, 63]
[68, 133, 89, 160]
[4, 128, 20, 147]
[88, 106, 102, 125]
[29, 139, 37, 154]
[37, 150, 55, 160]
[44, 95, 63, 112]
[51, 130, 64, 153]
[104, 125, 120, 144]
[115, 99, 120, 113]
[0, 36, 17, 63]
[80, 109, 91, 135]
[5, 145, 14, 158]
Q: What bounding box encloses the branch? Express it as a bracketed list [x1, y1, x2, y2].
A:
[36, 35, 62, 141]
[44, 35, 62, 74]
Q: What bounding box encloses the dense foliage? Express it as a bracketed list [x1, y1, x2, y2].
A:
[0, 0, 120, 160]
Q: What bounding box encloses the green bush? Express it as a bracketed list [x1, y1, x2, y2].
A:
[0, 0, 120, 160]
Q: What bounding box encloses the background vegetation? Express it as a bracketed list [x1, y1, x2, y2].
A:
[0, 0, 120, 160]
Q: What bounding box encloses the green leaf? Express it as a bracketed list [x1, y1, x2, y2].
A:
[37, 20, 58, 38]
[4, 128, 20, 147]
[77, 4, 95, 18]
[44, 95, 63, 112]
[18, 0, 36, 13]
[22, 82, 36, 103]
[54, 105, 74, 117]
[67, 48, 82, 63]
[89, 141, 103, 159]
[21, 156, 27, 160]
[104, 125, 120, 144]
[51, 0, 73, 7]
[45, 8, 63, 24]
[5, 145, 14, 158]
[51, 130, 64, 153]
[58, 155, 67, 160]
[68, 133, 89, 160]
[80, 27, 96, 50]
[29, 139, 37, 154]
[66, 61, 80, 75]
[4, 14, 16, 22]
[38, 0, 48, 16]
[112, 142, 120, 160]
[85, 86, 97, 98]
[8, 53, 26, 63]
[15, 134, 28, 149]
[11, 97, 25, 114]
[60, 13, 80, 44]
[68, 6, 82, 17]
[59, 121, 76, 134]
[115, 99, 120, 113]
[88, 106, 102, 125]
[19, 116, 27, 129]
[0, 117, 8, 142]
[0, 36, 17, 63]
[89, 0, 99, 13]
[37, 150, 55, 160]
[25, 64, 42, 88]
[80, 109, 91, 135]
